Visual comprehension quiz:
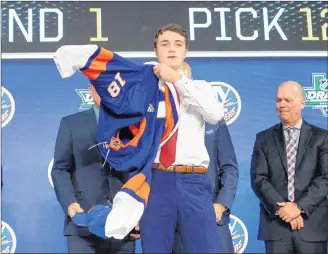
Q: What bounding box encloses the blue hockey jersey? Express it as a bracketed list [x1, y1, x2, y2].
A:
[54, 45, 180, 239]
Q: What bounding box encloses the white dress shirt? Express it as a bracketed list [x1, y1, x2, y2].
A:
[154, 75, 224, 168]
[282, 118, 303, 149]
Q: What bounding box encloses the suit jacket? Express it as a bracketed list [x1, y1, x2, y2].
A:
[205, 119, 239, 225]
[250, 120, 328, 241]
[51, 108, 128, 236]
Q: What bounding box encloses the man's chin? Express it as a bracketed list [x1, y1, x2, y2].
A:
[169, 64, 181, 70]
[164, 60, 183, 70]
[279, 115, 290, 123]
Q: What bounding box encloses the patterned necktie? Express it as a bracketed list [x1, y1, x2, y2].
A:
[286, 128, 297, 202]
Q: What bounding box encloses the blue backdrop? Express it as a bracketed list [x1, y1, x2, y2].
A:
[1, 57, 327, 253]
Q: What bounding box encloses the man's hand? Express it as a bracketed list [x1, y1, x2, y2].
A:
[213, 203, 226, 222]
[277, 202, 301, 222]
[67, 202, 84, 218]
[153, 64, 182, 83]
[289, 215, 304, 231]
[129, 224, 140, 239]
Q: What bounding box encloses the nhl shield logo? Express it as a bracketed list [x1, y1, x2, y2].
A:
[210, 82, 242, 125]
[303, 73, 328, 117]
[229, 215, 248, 253]
[1, 221, 17, 253]
[48, 159, 54, 188]
[109, 137, 122, 151]
[1, 87, 15, 128]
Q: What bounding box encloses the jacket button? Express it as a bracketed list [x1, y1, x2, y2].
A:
[284, 181, 287, 184]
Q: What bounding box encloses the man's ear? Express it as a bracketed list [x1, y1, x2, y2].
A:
[184, 48, 188, 59]
[154, 47, 158, 58]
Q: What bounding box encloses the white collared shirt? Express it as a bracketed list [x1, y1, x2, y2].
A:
[282, 118, 303, 149]
[154, 75, 224, 167]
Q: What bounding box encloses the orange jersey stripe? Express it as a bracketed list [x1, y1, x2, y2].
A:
[82, 48, 114, 80]
[122, 173, 150, 204]
[121, 117, 147, 148]
[161, 84, 175, 142]
[129, 124, 139, 136]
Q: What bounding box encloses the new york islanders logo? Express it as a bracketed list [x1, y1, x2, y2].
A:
[1, 221, 17, 253]
[76, 89, 94, 109]
[48, 159, 54, 188]
[210, 82, 242, 125]
[1, 87, 15, 127]
[303, 73, 328, 117]
[229, 215, 248, 253]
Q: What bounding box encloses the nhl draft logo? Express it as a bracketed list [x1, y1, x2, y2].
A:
[48, 159, 54, 188]
[229, 215, 248, 253]
[1, 87, 15, 128]
[210, 82, 242, 125]
[1, 221, 17, 253]
[303, 73, 328, 117]
[76, 89, 94, 110]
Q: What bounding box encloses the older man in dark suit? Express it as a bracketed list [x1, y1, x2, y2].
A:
[250, 81, 328, 253]
[52, 84, 136, 253]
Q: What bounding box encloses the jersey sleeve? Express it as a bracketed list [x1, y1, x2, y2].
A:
[53, 45, 99, 78]
[54, 44, 158, 116]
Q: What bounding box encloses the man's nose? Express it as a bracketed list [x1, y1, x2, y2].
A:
[169, 45, 175, 52]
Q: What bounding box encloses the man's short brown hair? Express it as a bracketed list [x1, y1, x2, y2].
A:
[153, 23, 188, 49]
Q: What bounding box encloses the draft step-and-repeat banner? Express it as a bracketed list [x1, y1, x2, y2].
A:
[2, 57, 327, 253]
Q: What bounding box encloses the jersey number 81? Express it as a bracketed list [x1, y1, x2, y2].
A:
[107, 72, 126, 97]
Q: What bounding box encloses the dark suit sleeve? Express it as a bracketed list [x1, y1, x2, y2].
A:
[214, 120, 239, 211]
[297, 132, 328, 217]
[250, 133, 285, 216]
[51, 117, 77, 215]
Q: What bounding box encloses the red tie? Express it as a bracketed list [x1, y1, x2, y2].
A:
[159, 130, 178, 168]
[159, 84, 180, 168]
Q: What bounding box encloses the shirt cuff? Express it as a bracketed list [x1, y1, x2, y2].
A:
[173, 74, 189, 87]
[297, 204, 305, 214]
[223, 206, 230, 216]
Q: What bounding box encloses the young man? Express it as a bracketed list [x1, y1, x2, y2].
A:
[139, 23, 225, 253]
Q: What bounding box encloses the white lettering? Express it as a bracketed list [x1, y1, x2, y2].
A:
[263, 8, 287, 40]
[189, 8, 212, 40]
[40, 8, 63, 42]
[214, 8, 232, 40]
[9, 9, 33, 42]
[236, 8, 259, 40]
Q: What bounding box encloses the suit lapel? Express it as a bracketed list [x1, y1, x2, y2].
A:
[273, 124, 288, 174]
[295, 121, 312, 170]
[82, 108, 98, 143]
